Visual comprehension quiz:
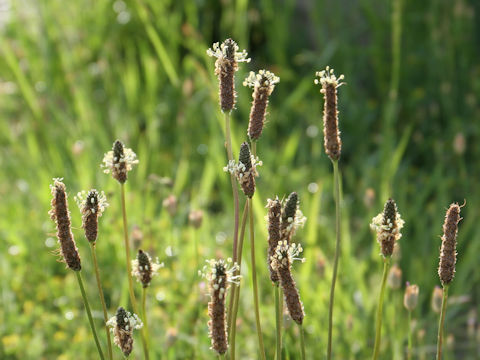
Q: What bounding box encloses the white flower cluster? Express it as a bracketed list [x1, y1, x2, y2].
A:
[199, 258, 241, 297]
[271, 240, 305, 269]
[107, 311, 143, 333]
[207, 40, 251, 63]
[131, 254, 164, 284]
[370, 211, 405, 242]
[243, 70, 280, 90]
[284, 209, 307, 237]
[223, 155, 262, 180]
[74, 190, 108, 216]
[101, 147, 139, 175]
[314, 66, 345, 91]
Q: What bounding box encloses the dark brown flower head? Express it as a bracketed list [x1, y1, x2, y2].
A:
[200, 258, 240, 355]
[266, 197, 282, 283]
[102, 140, 139, 183]
[49, 179, 81, 271]
[132, 249, 163, 288]
[75, 189, 108, 243]
[280, 192, 306, 244]
[315, 67, 345, 161]
[244, 70, 280, 141]
[108, 307, 143, 357]
[438, 203, 462, 285]
[270, 240, 305, 324]
[371, 198, 404, 257]
[230, 142, 261, 198]
[207, 39, 250, 112]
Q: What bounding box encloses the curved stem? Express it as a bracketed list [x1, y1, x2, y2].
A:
[436, 285, 449, 360]
[120, 183, 149, 360]
[90, 243, 113, 360]
[75, 271, 105, 360]
[229, 201, 249, 360]
[327, 159, 341, 359]
[407, 310, 412, 360]
[299, 324, 306, 360]
[248, 198, 266, 360]
[372, 257, 391, 360]
[275, 285, 282, 360]
[224, 112, 240, 264]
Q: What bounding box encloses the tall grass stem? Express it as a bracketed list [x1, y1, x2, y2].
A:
[75, 271, 105, 360]
[327, 159, 341, 359]
[299, 324, 306, 360]
[275, 285, 282, 360]
[436, 285, 449, 360]
[407, 311, 412, 359]
[373, 257, 391, 360]
[248, 197, 266, 360]
[89, 243, 113, 360]
[229, 201, 249, 360]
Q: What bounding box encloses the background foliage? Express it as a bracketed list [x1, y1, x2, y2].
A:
[0, 0, 479, 358]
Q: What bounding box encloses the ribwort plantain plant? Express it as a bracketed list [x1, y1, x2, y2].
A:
[314, 66, 345, 360]
[49, 179, 105, 360]
[436, 203, 462, 360]
[404, 283, 419, 359]
[371, 198, 404, 359]
[102, 140, 150, 359]
[75, 189, 113, 360]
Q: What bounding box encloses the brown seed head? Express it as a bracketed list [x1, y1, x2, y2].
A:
[49, 179, 81, 271]
[371, 198, 404, 257]
[102, 140, 139, 183]
[237, 142, 256, 197]
[203, 259, 238, 355]
[315, 67, 345, 161]
[281, 192, 299, 243]
[207, 39, 250, 112]
[189, 209, 204, 229]
[244, 70, 280, 140]
[132, 250, 163, 288]
[75, 189, 108, 243]
[271, 241, 305, 324]
[404, 283, 419, 311]
[266, 197, 282, 283]
[109, 307, 143, 357]
[438, 203, 462, 285]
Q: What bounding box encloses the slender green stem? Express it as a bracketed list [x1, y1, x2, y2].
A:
[436, 285, 449, 360]
[372, 257, 391, 360]
[142, 287, 151, 352]
[229, 201, 249, 360]
[89, 243, 113, 360]
[407, 310, 412, 360]
[224, 112, 240, 263]
[75, 271, 105, 360]
[120, 183, 149, 360]
[327, 159, 341, 359]
[299, 324, 306, 360]
[275, 285, 282, 360]
[248, 198, 266, 360]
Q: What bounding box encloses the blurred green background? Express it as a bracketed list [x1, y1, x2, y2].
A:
[0, 0, 479, 358]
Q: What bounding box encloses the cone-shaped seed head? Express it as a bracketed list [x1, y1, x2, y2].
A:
[238, 142, 255, 197]
[370, 198, 404, 257]
[84, 190, 99, 242]
[267, 198, 282, 283]
[271, 241, 305, 324]
[49, 179, 81, 271]
[207, 39, 250, 112]
[113, 140, 127, 183]
[281, 192, 298, 243]
[115, 307, 133, 356]
[315, 67, 344, 161]
[431, 286, 443, 313]
[438, 203, 462, 285]
[208, 261, 229, 354]
[244, 70, 280, 140]
[137, 250, 152, 287]
[387, 264, 402, 290]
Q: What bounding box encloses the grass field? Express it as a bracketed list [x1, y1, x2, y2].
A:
[0, 0, 479, 359]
